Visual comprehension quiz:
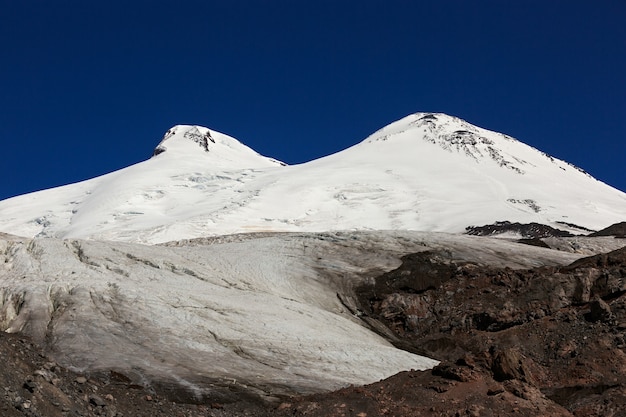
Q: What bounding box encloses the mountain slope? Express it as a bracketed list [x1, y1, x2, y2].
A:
[0, 113, 624, 243]
[0, 126, 284, 242]
[0, 230, 593, 403]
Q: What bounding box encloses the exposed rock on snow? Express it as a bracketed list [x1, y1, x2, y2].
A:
[153, 125, 216, 156]
[465, 221, 575, 239]
[590, 221, 626, 238]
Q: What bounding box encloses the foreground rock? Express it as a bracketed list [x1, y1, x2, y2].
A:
[318, 245, 626, 416]
[0, 332, 273, 417]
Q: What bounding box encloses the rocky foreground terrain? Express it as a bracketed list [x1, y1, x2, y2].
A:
[2, 235, 626, 417]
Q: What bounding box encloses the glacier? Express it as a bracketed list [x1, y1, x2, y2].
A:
[3, 229, 620, 402]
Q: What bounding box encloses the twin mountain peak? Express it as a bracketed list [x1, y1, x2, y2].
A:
[0, 112, 624, 243]
[149, 113, 579, 177]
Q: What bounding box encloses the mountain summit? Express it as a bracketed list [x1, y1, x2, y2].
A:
[350, 113, 589, 179]
[152, 125, 215, 156]
[0, 113, 624, 243]
[151, 124, 285, 168]
[362, 112, 574, 174]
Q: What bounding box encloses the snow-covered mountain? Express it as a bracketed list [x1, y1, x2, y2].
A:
[0, 112, 625, 243]
[2, 113, 626, 403]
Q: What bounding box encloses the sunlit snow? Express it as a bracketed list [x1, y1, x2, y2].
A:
[1, 113, 624, 244]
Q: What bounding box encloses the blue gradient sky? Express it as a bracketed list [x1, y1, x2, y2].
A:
[1, 0, 625, 201]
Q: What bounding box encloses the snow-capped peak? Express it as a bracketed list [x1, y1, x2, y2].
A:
[360, 112, 579, 175]
[152, 125, 215, 156]
[150, 125, 285, 169]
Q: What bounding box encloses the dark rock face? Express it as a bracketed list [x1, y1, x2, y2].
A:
[151, 125, 215, 157]
[151, 147, 166, 156]
[304, 246, 626, 417]
[269, 246, 626, 416]
[491, 347, 534, 383]
[590, 221, 626, 238]
[0, 332, 273, 417]
[466, 221, 575, 238]
[518, 237, 552, 248]
[587, 297, 613, 322]
[183, 126, 214, 151]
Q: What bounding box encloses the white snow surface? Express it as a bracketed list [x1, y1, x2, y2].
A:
[1, 113, 625, 244]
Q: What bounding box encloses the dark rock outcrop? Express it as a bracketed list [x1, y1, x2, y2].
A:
[590, 221, 626, 238]
[466, 221, 574, 238]
[323, 246, 626, 416]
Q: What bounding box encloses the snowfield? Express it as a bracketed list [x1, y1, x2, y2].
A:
[0, 113, 624, 244]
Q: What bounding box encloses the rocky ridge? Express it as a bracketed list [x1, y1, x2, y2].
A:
[313, 246, 626, 416]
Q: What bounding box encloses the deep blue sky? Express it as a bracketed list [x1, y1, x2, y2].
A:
[2, 0, 625, 201]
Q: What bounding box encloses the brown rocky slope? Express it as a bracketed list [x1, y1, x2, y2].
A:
[277, 246, 626, 416]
